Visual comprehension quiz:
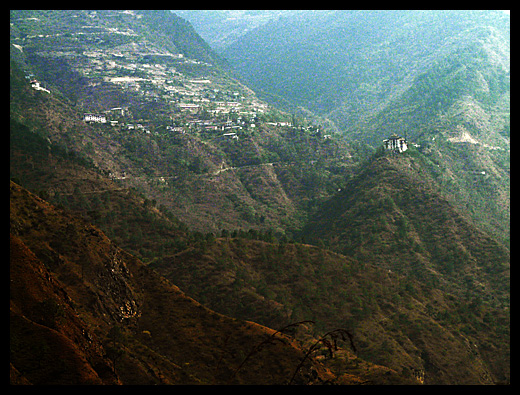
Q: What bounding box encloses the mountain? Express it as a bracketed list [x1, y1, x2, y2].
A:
[222, 10, 509, 140]
[10, 10, 226, 68]
[151, 231, 509, 384]
[220, 9, 510, 243]
[11, 180, 344, 385]
[10, 9, 354, 236]
[299, 150, 509, 382]
[172, 10, 300, 52]
[148, 150, 509, 384]
[10, 232, 120, 385]
[301, 150, 509, 292]
[10, 9, 509, 385]
[12, 176, 509, 384]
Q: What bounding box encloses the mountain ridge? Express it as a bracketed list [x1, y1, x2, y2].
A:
[219, 10, 509, 242]
[9, 10, 355, 235]
[150, 150, 509, 384]
[222, 10, 509, 140]
[306, 150, 509, 253]
[11, 180, 350, 384]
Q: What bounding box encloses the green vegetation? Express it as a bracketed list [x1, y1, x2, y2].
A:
[223, 11, 509, 141]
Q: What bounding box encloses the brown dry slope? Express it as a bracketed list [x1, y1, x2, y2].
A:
[10, 180, 339, 384]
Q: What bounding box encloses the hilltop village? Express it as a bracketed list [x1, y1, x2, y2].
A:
[12, 10, 294, 139]
[68, 40, 333, 139]
[81, 102, 314, 140]
[17, 35, 332, 143]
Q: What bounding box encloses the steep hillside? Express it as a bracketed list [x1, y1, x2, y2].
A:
[9, 71, 350, 237]
[10, 234, 119, 385]
[10, 9, 509, 385]
[172, 10, 300, 52]
[413, 131, 509, 246]
[223, 10, 509, 140]
[10, 10, 225, 69]
[10, 10, 355, 235]
[152, 229, 509, 384]
[220, 10, 509, 241]
[11, 181, 342, 385]
[352, 31, 510, 146]
[302, 152, 509, 285]
[299, 151, 509, 382]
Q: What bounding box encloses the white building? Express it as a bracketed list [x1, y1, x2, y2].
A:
[109, 107, 125, 116]
[223, 132, 239, 140]
[30, 79, 50, 94]
[177, 103, 200, 112]
[84, 113, 107, 123]
[383, 134, 408, 153]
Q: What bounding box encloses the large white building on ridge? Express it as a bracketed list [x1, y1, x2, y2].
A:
[383, 134, 408, 153]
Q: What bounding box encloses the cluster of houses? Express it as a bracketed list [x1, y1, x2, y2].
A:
[177, 103, 200, 112]
[16, 14, 273, 142]
[83, 113, 107, 123]
[167, 127, 240, 139]
[177, 101, 246, 116]
[165, 114, 256, 138]
[83, 108, 127, 127]
[208, 101, 242, 115]
[83, 111, 153, 134]
[266, 121, 292, 127]
[82, 100, 334, 145]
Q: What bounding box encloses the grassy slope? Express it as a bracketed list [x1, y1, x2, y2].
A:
[11, 181, 339, 385]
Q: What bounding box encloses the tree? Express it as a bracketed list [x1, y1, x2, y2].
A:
[105, 325, 126, 374]
[289, 327, 356, 384]
[37, 299, 64, 328]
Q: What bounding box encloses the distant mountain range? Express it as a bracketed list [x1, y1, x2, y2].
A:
[172, 10, 302, 52]
[220, 10, 509, 141]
